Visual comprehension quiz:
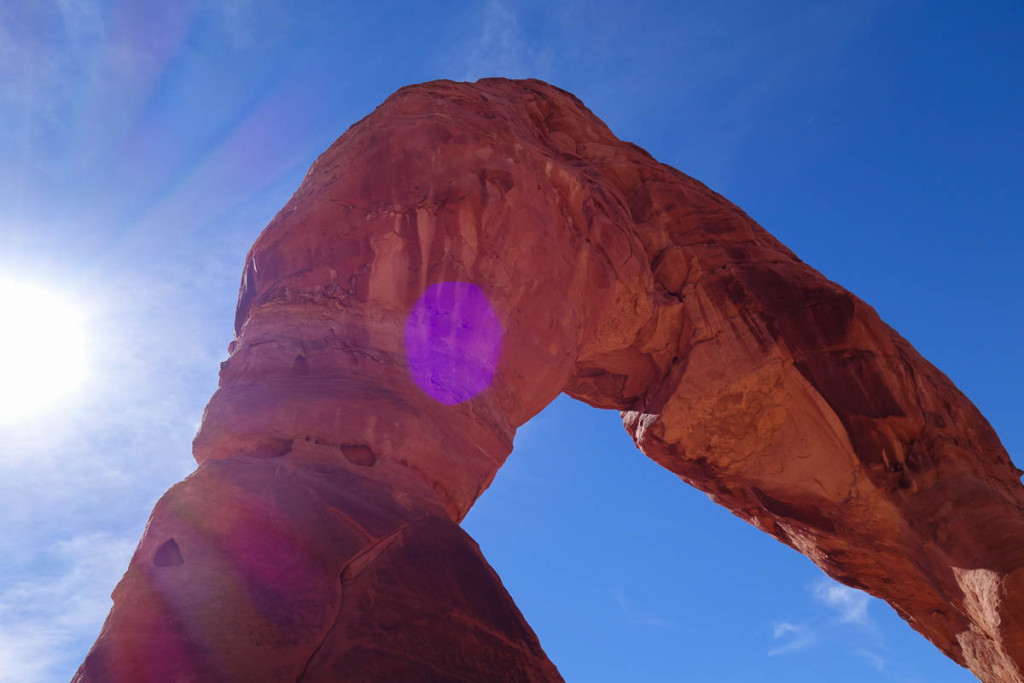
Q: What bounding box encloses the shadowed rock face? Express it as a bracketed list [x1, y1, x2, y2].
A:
[75, 78, 1024, 682]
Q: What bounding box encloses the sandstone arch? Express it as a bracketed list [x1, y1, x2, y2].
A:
[76, 79, 1024, 682]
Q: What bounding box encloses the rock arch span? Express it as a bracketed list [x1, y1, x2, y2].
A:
[76, 79, 1024, 682]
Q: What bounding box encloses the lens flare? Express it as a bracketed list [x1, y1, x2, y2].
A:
[404, 282, 502, 405]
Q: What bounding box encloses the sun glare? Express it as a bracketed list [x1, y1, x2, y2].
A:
[0, 279, 88, 425]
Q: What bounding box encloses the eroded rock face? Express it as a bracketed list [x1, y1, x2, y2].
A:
[75, 79, 1024, 682]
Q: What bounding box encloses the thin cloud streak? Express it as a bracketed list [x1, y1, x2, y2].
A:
[615, 589, 672, 629]
[858, 648, 887, 671]
[448, 0, 550, 81]
[768, 620, 818, 656]
[812, 577, 872, 626]
[765, 576, 877, 659]
[0, 533, 135, 683]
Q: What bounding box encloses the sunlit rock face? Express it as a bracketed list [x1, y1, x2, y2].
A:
[76, 79, 1024, 682]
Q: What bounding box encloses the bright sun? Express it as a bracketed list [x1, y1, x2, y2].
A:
[0, 279, 88, 425]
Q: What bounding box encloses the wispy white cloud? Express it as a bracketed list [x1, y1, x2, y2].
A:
[446, 0, 550, 81]
[812, 577, 872, 626]
[857, 648, 887, 672]
[465, 1, 528, 79]
[214, 0, 257, 49]
[0, 0, 104, 110]
[615, 589, 672, 629]
[0, 533, 135, 683]
[207, 0, 288, 51]
[768, 620, 818, 656]
[766, 575, 880, 660]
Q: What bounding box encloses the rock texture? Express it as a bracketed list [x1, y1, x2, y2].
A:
[76, 78, 1024, 682]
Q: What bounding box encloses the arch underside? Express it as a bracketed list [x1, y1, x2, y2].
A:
[76, 79, 1024, 682]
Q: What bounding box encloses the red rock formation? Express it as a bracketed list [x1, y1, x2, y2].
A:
[75, 78, 1024, 682]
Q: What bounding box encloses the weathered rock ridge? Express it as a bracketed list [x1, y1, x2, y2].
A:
[75, 78, 1023, 682]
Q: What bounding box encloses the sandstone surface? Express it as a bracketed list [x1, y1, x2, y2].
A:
[75, 78, 1024, 682]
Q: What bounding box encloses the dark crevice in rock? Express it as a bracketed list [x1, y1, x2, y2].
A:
[340, 444, 377, 467]
[153, 539, 184, 567]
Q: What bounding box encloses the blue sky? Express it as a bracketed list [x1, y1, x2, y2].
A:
[0, 1, 1021, 680]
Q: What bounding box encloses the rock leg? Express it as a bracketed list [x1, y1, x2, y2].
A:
[75, 458, 561, 682]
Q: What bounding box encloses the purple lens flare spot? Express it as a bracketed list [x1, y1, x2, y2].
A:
[405, 282, 502, 405]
